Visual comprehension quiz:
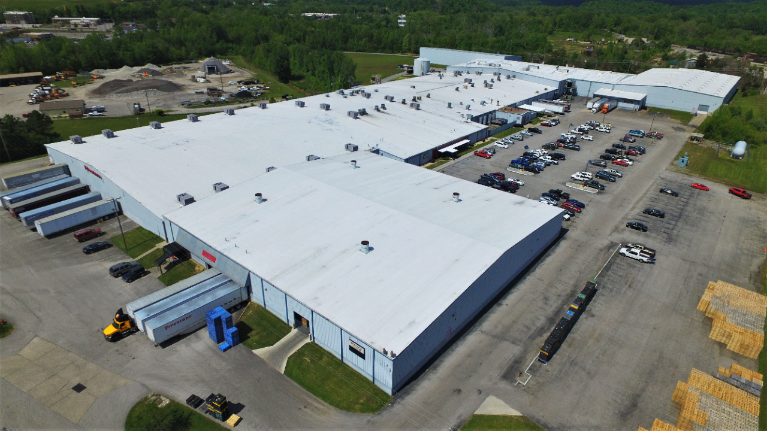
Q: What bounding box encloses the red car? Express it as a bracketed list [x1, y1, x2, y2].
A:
[729, 188, 752, 199]
[474, 150, 491, 159]
[691, 183, 709, 191]
[561, 202, 581, 213]
[22, 112, 31, 118]
[541, 121, 552, 127]
[612, 159, 629, 166]
[489, 172, 505, 180]
[626, 149, 638, 156]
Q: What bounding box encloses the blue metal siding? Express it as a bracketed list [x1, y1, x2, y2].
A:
[341, 331, 374, 380]
[249, 272, 265, 306]
[312, 313, 342, 359]
[378, 150, 404, 162]
[173, 229, 250, 287]
[262, 281, 287, 322]
[374, 350, 393, 392]
[391, 215, 562, 391]
[286, 296, 312, 328]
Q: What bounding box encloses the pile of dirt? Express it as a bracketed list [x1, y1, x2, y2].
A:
[136, 68, 163, 77]
[90, 79, 184, 96]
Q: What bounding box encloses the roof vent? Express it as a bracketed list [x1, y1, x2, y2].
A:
[452, 192, 460, 203]
[266, 166, 276, 173]
[347, 111, 358, 119]
[363, 93, 371, 99]
[351, 160, 358, 168]
[224, 108, 235, 115]
[380, 103, 386, 110]
[374, 105, 380, 111]
[345, 143, 358, 152]
[455, 87, 460, 91]
[426, 93, 430, 98]
[295, 100, 305, 107]
[360, 240, 370, 254]
[101, 129, 114, 138]
[177, 193, 195, 206]
[447, 102, 452, 108]
[464, 78, 472, 83]
[149, 121, 161, 129]
[475, 71, 482, 75]
[187, 114, 198, 122]
[213, 182, 229, 193]
[255, 193, 264, 204]
[257, 102, 267, 109]
[384, 95, 394, 101]
[401, 99, 406, 104]
[320, 103, 330, 110]
[306, 155, 321, 161]
[70, 135, 83, 144]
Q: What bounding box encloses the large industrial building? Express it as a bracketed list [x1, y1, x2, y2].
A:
[43, 48, 742, 393]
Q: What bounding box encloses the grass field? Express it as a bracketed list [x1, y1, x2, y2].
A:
[0, 321, 14, 339]
[284, 343, 391, 413]
[674, 142, 767, 193]
[110, 226, 164, 259]
[52, 113, 212, 139]
[460, 415, 545, 431]
[54, 76, 96, 88]
[345, 53, 415, 85]
[136, 248, 164, 270]
[158, 260, 204, 286]
[729, 92, 767, 110]
[235, 303, 292, 350]
[648, 107, 695, 124]
[125, 394, 227, 431]
[229, 55, 306, 100]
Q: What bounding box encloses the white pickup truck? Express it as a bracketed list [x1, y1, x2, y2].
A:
[619, 247, 655, 263]
[571, 172, 592, 181]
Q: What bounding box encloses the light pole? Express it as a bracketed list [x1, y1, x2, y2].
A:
[111, 197, 126, 252]
[649, 113, 656, 132]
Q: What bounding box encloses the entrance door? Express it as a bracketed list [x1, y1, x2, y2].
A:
[293, 312, 310, 335]
[697, 104, 709, 113]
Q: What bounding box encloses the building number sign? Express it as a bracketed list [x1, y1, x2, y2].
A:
[349, 339, 365, 359]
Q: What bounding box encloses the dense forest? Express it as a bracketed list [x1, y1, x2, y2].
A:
[1, 0, 766, 94]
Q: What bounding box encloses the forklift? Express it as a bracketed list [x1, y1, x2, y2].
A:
[102, 308, 138, 342]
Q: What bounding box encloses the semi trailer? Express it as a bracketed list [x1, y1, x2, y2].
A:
[7, 184, 90, 218]
[0, 174, 70, 208]
[34, 199, 116, 236]
[1, 163, 70, 189]
[19, 191, 101, 228]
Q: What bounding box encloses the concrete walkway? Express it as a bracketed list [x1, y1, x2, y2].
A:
[474, 395, 522, 416]
[253, 329, 310, 373]
[688, 113, 708, 127]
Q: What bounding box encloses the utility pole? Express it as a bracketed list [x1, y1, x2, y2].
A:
[111, 198, 127, 251]
[144, 91, 151, 116]
[0, 128, 12, 163]
[649, 113, 656, 132]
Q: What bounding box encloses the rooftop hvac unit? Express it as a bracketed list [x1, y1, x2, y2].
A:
[294, 100, 305, 107]
[70, 135, 83, 144]
[410, 85, 415, 89]
[358, 108, 368, 116]
[345, 143, 358, 152]
[475, 71, 482, 75]
[411, 96, 417, 102]
[176, 193, 195, 206]
[417, 96, 422, 101]
[464, 78, 472, 83]
[401, 99, 406, 104]
[347, 111, 358, 119]
[447, 102, 452, 108]
[409, 103, 420, 110]
[455, 87, 460, 91]
[484, 80, 487, 84]
[257, 102, 267, 109]
[266, 166, 276, 173]
[320, 103, 330, 110]
[101, 129, 114, 138]
[506, 75, 511, 79]
[213, 182, 229, 193]
[363, 93, 371, 99]
[380, 103, 386, 110]
[494, 72, 500, 76]
[224, 108, 235, 115]
[426, 93, 430, 98]
[488, 84, 493, 89]
[470, 83, 474, 87]
[306, 155, 321, 161]
[374, 105, 380, 111]
[187, 114, 199, 122]
[149, 121, 161, 129]
[466, 105, 471, 110]
[385, 95, 394, 101]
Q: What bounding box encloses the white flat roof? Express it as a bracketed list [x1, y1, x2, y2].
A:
[455, 59, 634, 84]
[518, 104, 547, 112]
[619, 68, 740, 98]
[593, 88, 647, 101]
[164, 152, 562, 354]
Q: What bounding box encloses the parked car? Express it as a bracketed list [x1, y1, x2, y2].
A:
[646, 131, 663, 139]
[511, 134, 524, 141]
[620, 135, 637, 143]
[540, 121, 552, 127]
[549, 189, 570, 200]
[541, 192, 560, 201]
[549, 152, 566, 160]
[489, 172, 506, 180]
[628, 145, 646, 154]
[109, 261, 137, 278]
[122, 263, 147, 283]
[584, 179, 605, 190]
[74, 228, 102, 242]
[615, 158, 633, 165]
[539, 197, 557, 206]
[571, 172, 590, 181]
[600, 154, 616, 161]
[543, 142, 558, 150]
[626, 221, 648, 232]
[626, 149, 638, 156]
[529, 127, 543, 134]
[612, 143, 627, 150]
[571, 129, 583, 135]
[508, 178, 524, 186]
[83, 241, 112, 254]
[729, 188, 752, 199]
[494, 141, 509, 149]
[607, 168, 623, 177]
[605, 148, 622, 155]
[626, 243, 656, 257]
[643, 208, 665, 218]
[596, 126, 610, 133]
[563, 213, 572, 221]
[590, 160, 607, 167]
[474, 150, 492, 159]
[659, 187, 679, 197]
[691, 182, 709, 191]
[563, 143, 581, 151]
[561, 207, 575, 217]
[566, 199, 585, 208]
[596, 171, 617, 182]
[581, 135, 593, 141]
[561, 202, 581, 213]
[88, 111, 105, 117]
[619, 247, 655, 263]
[628, 130, 645, 138]
[612, 159, 629, 166]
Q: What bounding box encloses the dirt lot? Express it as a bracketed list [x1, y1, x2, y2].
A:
[0, 62, 256, 118]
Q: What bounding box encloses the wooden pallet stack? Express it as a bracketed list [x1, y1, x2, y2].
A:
[697, 280, 767, 359]
[638, 418, 684, 431]
[718, 363, 764, 385]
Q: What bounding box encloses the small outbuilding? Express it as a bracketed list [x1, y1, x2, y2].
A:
[731, 141, 747, 160]
[198, 58, 231, 75]
[593, 88, 647, 110]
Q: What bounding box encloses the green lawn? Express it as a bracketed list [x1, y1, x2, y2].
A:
[52, 113, 212, 139]
[235, 303, 292, 350]
[136, 249, 164, 270]
[110, 227, 164, 259]
[158, 260, 204, 286]
[125, 394, 227, 431]
[228, 55, 306, 100]
[461, 415, 545, 431]
[345, 53, 415, 85]
[729, 92, 767, 110]
[648, 107, 694, 124]
[674, 142, 767, 193]
[0, 321, 14, 339]
[284, 343, 391, 413]
[54, 76, 95, 88]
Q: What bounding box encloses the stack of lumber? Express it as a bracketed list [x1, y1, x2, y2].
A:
[638, 419, 683, 431]
[697, 281, 766, 359]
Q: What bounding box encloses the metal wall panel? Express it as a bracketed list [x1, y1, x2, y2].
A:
[391, 215, 562, 391]
[262, 280, 287, 322]
[376, 150, 404, 162]
[419, 48, 520, 66]
[174, 229, 251, 287]
[286, 296, 312, 329]
[374, 350, 393, 392]
[342, 331, 374, 380]
[312, 312, 342, 359]
[249, 272, 265, 306]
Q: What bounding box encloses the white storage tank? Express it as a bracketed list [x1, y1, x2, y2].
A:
[731, 141, 747, 159]
[413, 58, 431, 76]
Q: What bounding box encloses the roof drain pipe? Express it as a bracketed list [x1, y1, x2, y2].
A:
[360, 240, 370, 254]
[452, 192, 460, 203]
[351, 160, 357, 169]
[255, 193, 264, 204]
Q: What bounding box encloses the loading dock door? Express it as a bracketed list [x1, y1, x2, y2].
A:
[697, 105, 709, 113]
[293, 312, 310, 335]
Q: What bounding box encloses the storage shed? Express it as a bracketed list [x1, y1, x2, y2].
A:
[198, 58, 231, 75]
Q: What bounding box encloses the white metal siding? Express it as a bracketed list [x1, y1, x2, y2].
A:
[286, 296, 312, 328]
[262, 281, 287, 322]
[419, 48, 520, 66]
[312, 313, 342, 359]
[342, 332, 374, 380]
[249, 272, 265, 306]
[374, 351, 393, 392]
[174, 229, 250, 287]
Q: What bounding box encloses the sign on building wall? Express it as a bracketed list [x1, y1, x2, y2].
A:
[349, 339, 366, 359]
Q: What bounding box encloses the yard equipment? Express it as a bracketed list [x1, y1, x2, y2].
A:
[205, 393, 229, 421]
[133, 103, 145, 114]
